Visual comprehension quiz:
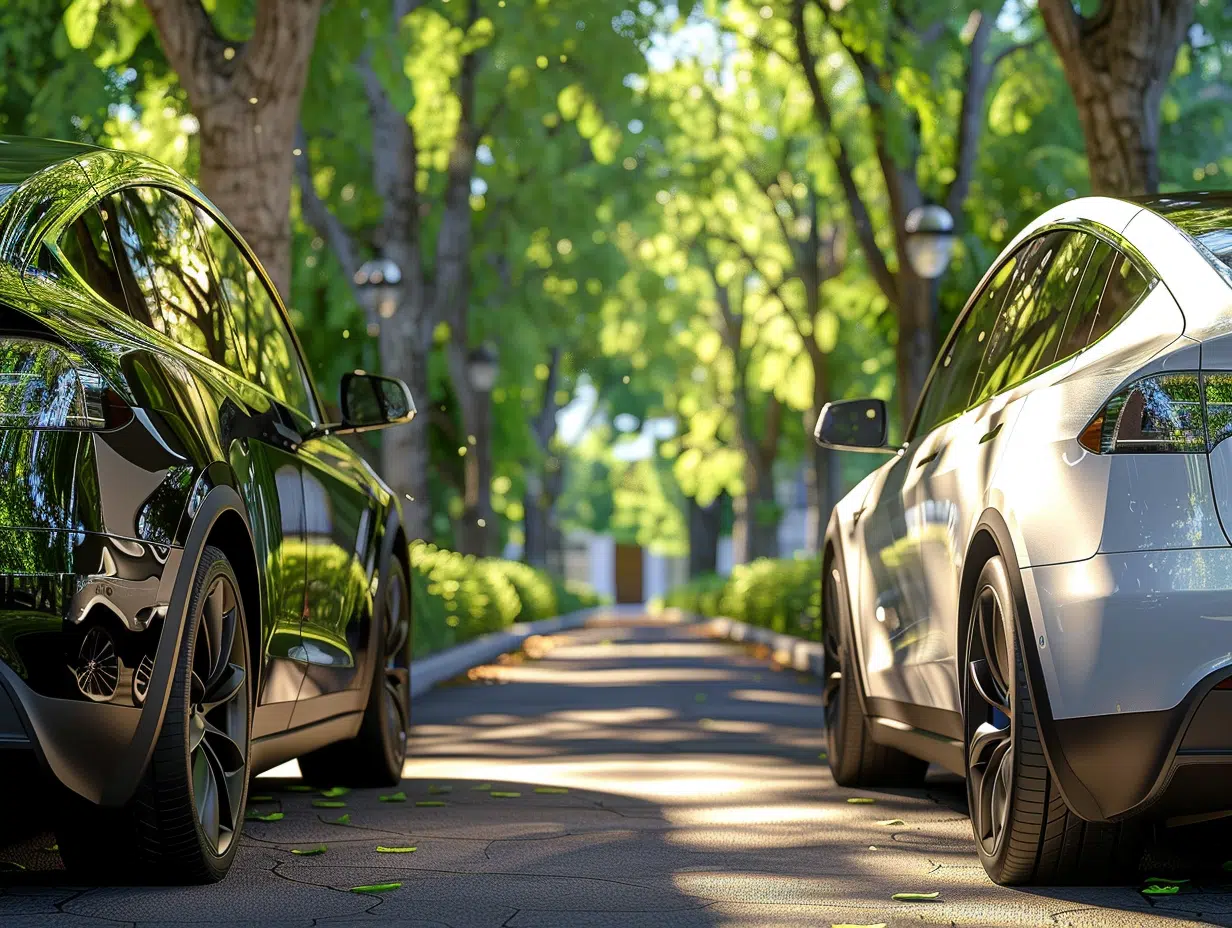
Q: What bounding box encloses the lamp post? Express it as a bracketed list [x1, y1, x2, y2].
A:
[463, 343, 499, 556]
[353, 258, 403, 329]
[904, 204, 956, 349]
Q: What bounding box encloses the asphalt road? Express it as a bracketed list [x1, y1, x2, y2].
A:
[5, 615, 1232, 927]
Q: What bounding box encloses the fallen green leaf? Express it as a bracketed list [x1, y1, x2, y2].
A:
[350, 882, 402, 894]
[376, 846, 418, 853]
[892, 891, 940, 901]
[286, 784, 314, 792]
[876, 819, 906, 827]
[1145, 876, 1190, 885]
[320, 786, 351, 798]
[291, 845, 327, 856]
[847, 798, 877, 804]
[44, 844, 59, 852]
[471, 783, 493, 790]
[327, 813, 351, 825]
[428, 784, 453, 794]
[535, 787, 569, 794]
[1142, 885, 1180, 896]
[313, 800, 347, 809]
[249, 794, 276, 802]
[694, 693, 707, 702]
[831, 923, 887, 928]
[490, 791, 521, 798]
[379, 791, 407, 802]
[415, 800, 446, 807]
[817, 752, 828, 760]
[246, 810, 284, 822]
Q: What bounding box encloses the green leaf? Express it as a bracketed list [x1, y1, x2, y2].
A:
[63, 0, 104, 49]
[534, 787, 569, 794]
[313, 800, 347, 808]
[428, 784, 453, 794]
[472, 783, 493, 790]
[415, 800, 446, 807]
[44, 844, 59, 852]
[1142, 885, 1180, 896]
[291, 845, 327, 856]
[320, 786, 351, 798]
[693, 693, 706, 703]
[490, 791, 521, 798]
[350, 882, 402, 894]
[1145, 876, 1190, 884]
[249, 795, 277, 802]
[379, 791, 407, 802]
[875, 819, 906, 826]
[327, 813, 352, 825]
[376, 846, 418, 853]
[891, 891, 940, 901]
[246, 810, 284, 822]
[287, 784, 315, 792]
[847, 798, 877, 804]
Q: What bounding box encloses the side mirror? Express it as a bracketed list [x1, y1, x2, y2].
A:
[814, 398, 890, 452]
[337, 372, 416, 433]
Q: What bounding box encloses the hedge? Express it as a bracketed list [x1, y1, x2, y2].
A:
[409, 543, 602, 657]
[658, 557, 821, 640]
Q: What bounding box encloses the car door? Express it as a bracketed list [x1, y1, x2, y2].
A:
[910, 230, 1098, 715]
[169, 196, 316, 736]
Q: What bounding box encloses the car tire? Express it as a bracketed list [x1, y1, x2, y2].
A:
[56, 546, 253, 884]
[823, 560, 928, 788]
[964, 555, 1142, 885]
[297, 557, 410, 789]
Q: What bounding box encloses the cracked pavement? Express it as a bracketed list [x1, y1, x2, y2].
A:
[5, 615, 1232, 927]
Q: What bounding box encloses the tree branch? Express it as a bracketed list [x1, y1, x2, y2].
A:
[142, 0, 225, 101]
[944, 8, 998, 221]
[790, 0, 898, 304]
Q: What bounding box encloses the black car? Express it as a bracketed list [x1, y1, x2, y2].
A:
[0, 137, 415, 882]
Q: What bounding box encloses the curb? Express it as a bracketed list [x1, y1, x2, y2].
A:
[410, 606, 604, 698]
[652, 607, 823, 676]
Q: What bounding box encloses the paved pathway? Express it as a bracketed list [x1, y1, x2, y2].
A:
[4, 616, 1232, 926]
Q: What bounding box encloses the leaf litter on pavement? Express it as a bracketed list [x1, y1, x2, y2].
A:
[291, 845, 327, 856]
[892, 891, 940, 901]
[350, 882, 402, 894]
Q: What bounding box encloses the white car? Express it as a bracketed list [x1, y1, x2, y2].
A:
[816, 193, 1232, 885]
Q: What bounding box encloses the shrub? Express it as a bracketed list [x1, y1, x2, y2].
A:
[408, 543, 601, 657]
[660, 557, 821, 640]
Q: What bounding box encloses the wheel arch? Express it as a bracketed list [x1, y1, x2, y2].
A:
[962, 508, 1105, 821]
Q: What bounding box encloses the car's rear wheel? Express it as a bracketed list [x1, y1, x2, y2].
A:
[57, 546, 252, 884]
[964, 555, 1142, 885]
[298, 557, 410, 788]
[823, 561, 927, 788]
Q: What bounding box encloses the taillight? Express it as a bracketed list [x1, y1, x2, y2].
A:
[0, 338, 131, 430]
[1078, 372, 1232, 454]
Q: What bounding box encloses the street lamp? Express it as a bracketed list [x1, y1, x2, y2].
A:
[353, 257, 403, 321]
[903, 204, 956, 279]
[464, 343, 500, 556]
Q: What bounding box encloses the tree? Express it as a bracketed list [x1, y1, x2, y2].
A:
[1038, 0, 1197, 195]
[137, 0, 325, 297]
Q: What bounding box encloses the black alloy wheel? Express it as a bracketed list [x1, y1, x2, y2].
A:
[965, 579, 1015, 860]
[188, 571, 249, 857]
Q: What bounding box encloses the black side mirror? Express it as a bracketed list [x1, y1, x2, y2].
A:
[337, 372, 416, 433]
[814, 398, 890, 452]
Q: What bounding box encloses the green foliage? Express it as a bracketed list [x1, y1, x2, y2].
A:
[409, 543, 600, 657]
[661, 558, 822, 640]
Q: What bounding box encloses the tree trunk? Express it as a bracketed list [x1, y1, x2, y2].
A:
[1039, 0, 1197, 196]
[732, 461, 779, 564]
[895, 267, 934, 430]
[377, 301, 431, 542]
[688, 496, 721, 577]
[146, 0, 324, 298]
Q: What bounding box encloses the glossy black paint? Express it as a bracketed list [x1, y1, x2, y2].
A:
[0, 137, 413, 805]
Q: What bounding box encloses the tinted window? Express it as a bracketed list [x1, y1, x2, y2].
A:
[1088, 254, 1152, 344]
[914, 252, 1018, 437]
[114, 187, 240, 370]
[57, 205, 128, 312]
[1054, 240, 1116, 360]
[992, 232, 1097, 390]
[972, 232, 1068, 405]
[194, 208, 314, 416]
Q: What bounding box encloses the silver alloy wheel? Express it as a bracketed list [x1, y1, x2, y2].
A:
[188, 574, 248, 857]
[822, 567, 844, 738]
[966, 583, 1014, 859]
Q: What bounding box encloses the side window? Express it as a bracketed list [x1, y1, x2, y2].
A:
[55, 205, 128, 313]
[194, 208, 315, 417]
[1088, 253, 1152, 345]
[1055, 246, 1153, 357]
[971, 232, 1067, 405]
[1054, 240, 1116, 360]
[113, 187, 240, 371]
[992, 231, 1097, 390]
[914, 252, 1018, 437]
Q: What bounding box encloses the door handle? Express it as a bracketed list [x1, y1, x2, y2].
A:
[979, 423, 1003, 445]
[916, 450, 940, 468]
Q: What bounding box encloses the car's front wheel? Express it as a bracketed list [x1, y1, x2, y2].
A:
[57, 545, 252, 883]
[964, 555, 1142, 885]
